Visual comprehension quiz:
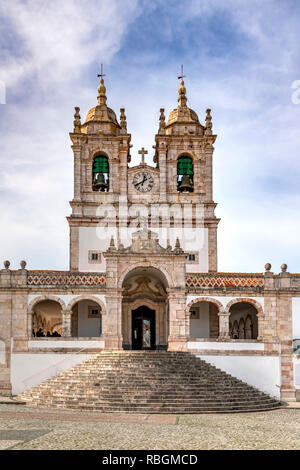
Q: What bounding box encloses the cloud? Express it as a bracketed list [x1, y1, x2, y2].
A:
[0, 0, 141, 90]
[0, 0, 300, 273]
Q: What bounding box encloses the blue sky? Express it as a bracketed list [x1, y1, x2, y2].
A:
[0, 0, 300, 272]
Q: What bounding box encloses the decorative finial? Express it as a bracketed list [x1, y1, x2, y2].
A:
[107, 236, 117, 252]
[120, 108, 127, 134]
[177, 64, 187, 108]
[97, 64, 107, 106]
[205, 108, 212, 135]
[173, 237, 184, 254]
[281, 263, 288, 273]
[73, 107, 81, 133]
[3, 260, 10, 269]
[20, 260, 27, 270]
[138, 147, 148, 164]
[265, 263, 271, 272]
[158, 108, 165, 135]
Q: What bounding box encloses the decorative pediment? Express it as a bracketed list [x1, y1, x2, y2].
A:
[106, 228, 184, 255]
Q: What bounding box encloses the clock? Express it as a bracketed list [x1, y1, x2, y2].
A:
[132, 172, 154, 192]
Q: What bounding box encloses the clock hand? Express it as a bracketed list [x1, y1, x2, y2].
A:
[136, 175, 146, 187]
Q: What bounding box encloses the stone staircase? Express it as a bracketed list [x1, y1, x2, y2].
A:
[18, 351, 283, 413]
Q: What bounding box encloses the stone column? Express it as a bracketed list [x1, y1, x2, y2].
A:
[218, 309, 230, 340]
[119, 147, 128, 198]
[62, 310, 72, 338]
[158, 145, 167, 202]
[73, 146, 81, 201]
[27, 311, 33, 338]
[102, 290, 123, 349]
[256, 313, 265, 341]
[167, 289, 189, 351]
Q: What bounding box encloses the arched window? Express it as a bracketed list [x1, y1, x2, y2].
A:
[92, 155, 109, 192]
[177, 156, 194, 192]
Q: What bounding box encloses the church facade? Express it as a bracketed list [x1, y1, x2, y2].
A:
[0, 75, 299, 402]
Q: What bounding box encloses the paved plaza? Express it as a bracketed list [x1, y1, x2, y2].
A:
[0, 404, 298, 450]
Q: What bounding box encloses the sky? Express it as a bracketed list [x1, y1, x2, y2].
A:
[0, 0, 300, 273]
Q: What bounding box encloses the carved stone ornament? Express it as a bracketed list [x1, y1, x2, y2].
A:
[109, 228, 182, 255]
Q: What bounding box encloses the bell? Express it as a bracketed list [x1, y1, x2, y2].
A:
[178, 174, 193, 192]
[94, 173, 108, 192]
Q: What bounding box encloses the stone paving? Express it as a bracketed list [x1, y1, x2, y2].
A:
[0, 404, 298, 450]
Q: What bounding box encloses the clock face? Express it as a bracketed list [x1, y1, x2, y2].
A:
[132, 172, 154, 192]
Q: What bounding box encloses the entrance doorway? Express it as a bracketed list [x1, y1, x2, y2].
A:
[132, 306, 156, 350]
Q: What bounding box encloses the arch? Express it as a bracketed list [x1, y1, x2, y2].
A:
[90, 149, 111, 160]
[225, 297, 263, 315]
[66, 295, 106, 314]
[177, 151, 195, 162]
[118, 264, 171, 289]
[227, 298, 260, 340]
[130, 298, 159, 312]
[28, 295, 66, 314]
[92, 152, 109, 192]
[186, 296, 223, 315]
[177, 154, 194, 193]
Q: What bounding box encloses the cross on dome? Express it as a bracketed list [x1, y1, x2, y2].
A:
[177, 64, 186, 81]
[97, 63, 106, 79]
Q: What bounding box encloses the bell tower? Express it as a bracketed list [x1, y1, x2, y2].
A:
[68, 70, 131, 271]
[153, 74, 220, 271]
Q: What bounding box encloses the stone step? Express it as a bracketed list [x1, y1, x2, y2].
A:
[18, 351, 282, 413]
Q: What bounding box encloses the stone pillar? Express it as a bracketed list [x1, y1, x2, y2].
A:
[62, 310, 72, 337]
[27, 311, 33, 338]
[73, 146, 81, 201]
[158, 145, 167, 202]
[102, 290, 123, 349]
[277, 294, 296, 402]
[208, 224, 218, 272]
[119, 147, 128, 198]
[204, 144, 213, 201]
[218, 309, 230, 340]
[167, 289, 189, 351]
[256, 312, 265, 341]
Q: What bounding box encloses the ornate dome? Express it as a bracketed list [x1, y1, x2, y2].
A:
[84, 105, 119, 126]
[82, 77, 120, 132]
[166, 79, 200, 127]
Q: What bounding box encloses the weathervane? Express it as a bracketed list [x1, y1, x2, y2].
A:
[177, 64, 186, 81]
[97, 63, 106, 79]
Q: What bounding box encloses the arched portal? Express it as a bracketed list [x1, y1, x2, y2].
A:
[69, 297, 104, 338]
[121, 267, 168, 350]
[228, 301, 258, 339]
[31, 299, 63, 337]
[187, 299, 220, 339]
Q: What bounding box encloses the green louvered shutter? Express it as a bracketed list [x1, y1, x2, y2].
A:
[177, 157, 193, 175]
[93, 156, 109, 173]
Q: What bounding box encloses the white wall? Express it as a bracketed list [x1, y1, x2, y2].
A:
[78, 300, 101, 337]
[294, 357, 300, 386]
[292, 298, 300, 339]
[188, 341, 264, 351]
[11, 353, 93, 395]
[196, 354, 281, 398]
[78, 225, 209, 273]
[190, 302, 209, 337]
